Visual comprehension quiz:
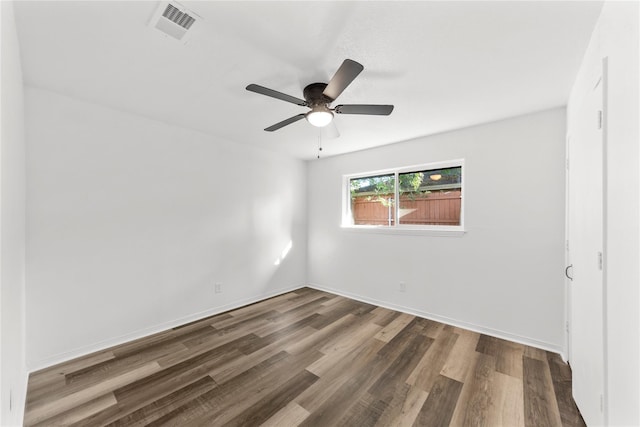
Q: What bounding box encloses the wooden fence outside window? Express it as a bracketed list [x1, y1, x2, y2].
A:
[351, 190, 461, 226]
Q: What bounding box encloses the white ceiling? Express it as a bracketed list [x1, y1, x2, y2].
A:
[13, 1, 603, 160]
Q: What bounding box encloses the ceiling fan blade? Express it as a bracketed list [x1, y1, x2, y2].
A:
[246, 84, 307, 106]
[323, 59, 364, 101]
[264, 114, 306, 132]
[334, 104, 394, 115]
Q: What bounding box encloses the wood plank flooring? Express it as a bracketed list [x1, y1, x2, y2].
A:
[24, 288, 585, 426]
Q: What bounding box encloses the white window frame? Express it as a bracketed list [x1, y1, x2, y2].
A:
[342, 159, 465, 236]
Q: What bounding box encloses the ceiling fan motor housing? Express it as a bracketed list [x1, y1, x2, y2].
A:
[303, 83, 333, 106]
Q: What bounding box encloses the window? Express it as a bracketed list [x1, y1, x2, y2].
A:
[344, 160, 464, 232]
[349, 173, 396, 226]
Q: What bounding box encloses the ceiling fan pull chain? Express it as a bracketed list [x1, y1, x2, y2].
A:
[317, 132, 323, 159]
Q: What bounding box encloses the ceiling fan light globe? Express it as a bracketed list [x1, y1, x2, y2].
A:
[306, 108, 333, 127]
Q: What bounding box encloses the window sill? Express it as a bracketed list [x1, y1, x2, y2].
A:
[341, 225, 466, 237]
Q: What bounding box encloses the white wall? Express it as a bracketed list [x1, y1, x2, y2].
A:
[307, 108, 567, 352]
[0, 1, 28, 425]
[25, 87, 307, 370]
[567, 2, 639, 425]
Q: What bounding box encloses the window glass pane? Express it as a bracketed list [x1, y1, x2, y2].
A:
[350, 174, 396, 226]
[398, 166, 462, 226]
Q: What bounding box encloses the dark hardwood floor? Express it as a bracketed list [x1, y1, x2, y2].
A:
[24, 288, 585, 426]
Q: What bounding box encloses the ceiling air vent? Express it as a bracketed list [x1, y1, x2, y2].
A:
[149, 1, 201, 44]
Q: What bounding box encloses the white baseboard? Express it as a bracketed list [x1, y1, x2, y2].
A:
[28, 284, 306, 372]
[308, 283, 565, 356]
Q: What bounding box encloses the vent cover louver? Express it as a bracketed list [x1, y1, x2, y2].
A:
[149, 1, 201, 44]
[162, 4, 195, 30]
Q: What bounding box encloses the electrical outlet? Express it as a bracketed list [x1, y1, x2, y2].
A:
[215, 283, 222, 293]
[399, 282, 406, 292]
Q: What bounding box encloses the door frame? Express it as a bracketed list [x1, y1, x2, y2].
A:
[565, 56, 609, 423]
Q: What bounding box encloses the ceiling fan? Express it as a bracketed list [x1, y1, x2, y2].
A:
[246, 59, 394, 132]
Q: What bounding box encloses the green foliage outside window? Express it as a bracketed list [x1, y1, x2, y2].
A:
[350, 167, 461, 199]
